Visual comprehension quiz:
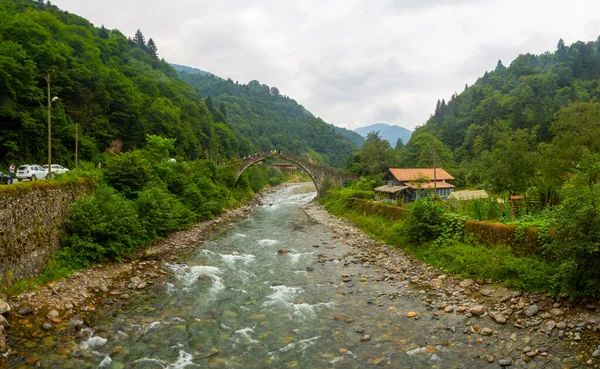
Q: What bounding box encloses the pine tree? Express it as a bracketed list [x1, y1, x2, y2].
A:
[133, 29, 146, 50]
[37, 0, 44, 9]
[99, 25, 109, 40]
[147, 38, 158, 59]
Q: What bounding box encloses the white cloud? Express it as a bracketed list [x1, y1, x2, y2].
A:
[52, 0, 600, 131]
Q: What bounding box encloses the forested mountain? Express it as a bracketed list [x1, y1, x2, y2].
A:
[0, 0, 253, 168]
[354, 123, 412, 149]
[330, 124, 365, 147]
[402, 37, 600, 199]
[177, 71, 357, 167]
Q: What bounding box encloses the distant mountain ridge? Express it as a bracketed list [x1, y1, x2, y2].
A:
[176, 69, 358, 167]
[354, 123, 413, 147]
[171, 63, 215, 77]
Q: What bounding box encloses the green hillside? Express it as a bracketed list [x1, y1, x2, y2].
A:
[408, 37, 600, 198]
[0, 0, 253, 167]
[177, 71, 357, 167]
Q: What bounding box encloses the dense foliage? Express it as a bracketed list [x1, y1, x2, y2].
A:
[58, 147, 288, 266]
[1, 0, 344, 171]
[346, 37, 600, 201]
[320, 187, 555, 292]
[176, 71, 358, 167]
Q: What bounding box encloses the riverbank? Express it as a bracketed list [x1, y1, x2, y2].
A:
[304, 202, 600, 366]
[0, 190, 267, 358]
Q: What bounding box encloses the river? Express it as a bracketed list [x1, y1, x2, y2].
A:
[5, 183, 594, 368]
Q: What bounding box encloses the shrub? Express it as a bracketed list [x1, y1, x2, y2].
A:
[104, 151, 153, 198]
[62, 185, 148, 263]
[402, 197, 445, 245]
[182, 183, 214, 218]
[136, 186, 196, 238]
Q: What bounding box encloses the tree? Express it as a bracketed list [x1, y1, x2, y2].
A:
[478, 128, 539, 195]
[146, 38, 158, 59]
[99, 25, 109, 39]
[402, 133, 453, 169]
[359, 131, 395, 182]
[132, 29, 146, 49]
[143, 134, 175, 163]
[547, 151, 600, 296]
[395, 138, 405, 150]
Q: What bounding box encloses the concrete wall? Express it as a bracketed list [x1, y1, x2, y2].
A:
[0, 180, 95, 283]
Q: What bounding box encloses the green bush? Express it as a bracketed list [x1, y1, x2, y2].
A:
[136, 185, 196, 238]
[402, 198, 446, 245]
[62, 185, 148, 263]
[182, 183, 215, 218]
[104, 151, 153, 198]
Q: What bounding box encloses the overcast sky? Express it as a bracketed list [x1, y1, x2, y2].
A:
[52, 0, 600, 131]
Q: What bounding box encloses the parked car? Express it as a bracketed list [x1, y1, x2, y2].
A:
[16, 165, 47, 181]
[0, 171, 9, 184]
[43, 164, 69, 177]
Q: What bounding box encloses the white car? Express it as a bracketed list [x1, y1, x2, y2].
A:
[43, 164, 69, 177]
[16, 165, 48, 181]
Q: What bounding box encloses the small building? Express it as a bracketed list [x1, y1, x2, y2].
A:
[374, 168, 455, 202]
[446, 190, 489, 202]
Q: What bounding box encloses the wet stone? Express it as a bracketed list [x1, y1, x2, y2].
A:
[470, 306, 485, 316]
[17, 304, 34, 315]
[360, 334, 371, 342]
[524, 304, 539, 317]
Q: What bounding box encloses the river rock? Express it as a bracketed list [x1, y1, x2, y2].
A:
[479, 288, 493, 296]
[544, 320, 556, 331]
[47, 310, 59, 321]
[0, 299, 10, 315]
[0, 315, 10, 328]
[459, 279, 474, 288]
[481, 327, 493, 336]
[17, 304, 34, 315]
[498, 358, 512, 366]
[556, 321, 566, 330]
[524, 305, 539, 317]
[549, 308, 564, 316]
[360, 334, 371, 341]
[489, 311, 507, 324]
[592, 349, 600, 358]
[470, 305, 485, 316]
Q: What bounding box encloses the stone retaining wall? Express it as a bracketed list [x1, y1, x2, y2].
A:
[0, 180, 95, 283]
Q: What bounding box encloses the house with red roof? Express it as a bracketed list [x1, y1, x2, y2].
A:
[374, 168, 455, 202]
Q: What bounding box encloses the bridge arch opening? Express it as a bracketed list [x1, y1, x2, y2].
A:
[234, 156, 319, 194]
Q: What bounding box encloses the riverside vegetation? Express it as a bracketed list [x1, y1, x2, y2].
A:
[2, 134, 292, 294]
[321, 150, 600, 299]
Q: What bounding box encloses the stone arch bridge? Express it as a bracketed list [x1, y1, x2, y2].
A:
[234, 154, 353, 197]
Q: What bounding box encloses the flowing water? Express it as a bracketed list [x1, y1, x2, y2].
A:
[5, 184, 588, 368]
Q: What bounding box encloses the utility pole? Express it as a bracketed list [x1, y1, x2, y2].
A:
[433, 149, 437, 197]
[44, 70, 53, 179]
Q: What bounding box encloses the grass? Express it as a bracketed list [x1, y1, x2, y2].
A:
[321, 193, 556, 293]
